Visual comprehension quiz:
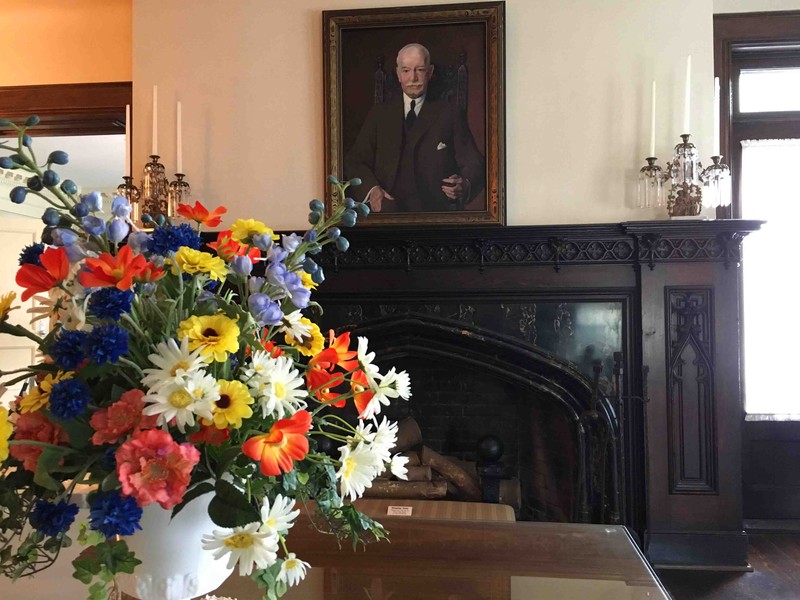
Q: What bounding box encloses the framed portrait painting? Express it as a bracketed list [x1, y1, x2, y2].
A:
[323, 2, 506, 226]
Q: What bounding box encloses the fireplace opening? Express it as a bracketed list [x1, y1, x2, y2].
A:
[334, 313, 622, 525]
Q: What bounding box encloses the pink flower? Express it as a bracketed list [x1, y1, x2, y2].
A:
[115, 429, 200, 509]
[9, 411, 69, 472]
[90, 389, 157, 445]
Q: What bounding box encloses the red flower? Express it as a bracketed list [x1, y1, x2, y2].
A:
[134, 263, 165, 284]
[9, 411, 69, 472]
[115, 429, 200, 509]
[262, 340, 284, 358]
[306, 365, 346, 407]
[177, 201, 227, 228]
[242, 410, 312, 476]
[351, 370, 375, 418]
[207, 230, 260, 263]
[90, 389, 157, 445]
[188, 423, 230, 445]
[79, 245, 150, 290]
[15, 247, 70, 301]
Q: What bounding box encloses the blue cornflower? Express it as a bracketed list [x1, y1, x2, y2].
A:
[84, 324, 128, 364]
[100, 447, 117, 472]
[88, 288, 134, 320]
[18, 242, 44, 266]
[89, 491, 142, 538]
[50, 329, 87, 370]
[29, 500, 79, 537]
[147, 223, 201, 256]
[49, 379, 92, 419]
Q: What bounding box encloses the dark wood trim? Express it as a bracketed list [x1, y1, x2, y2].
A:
[713, 12, 800, 217]
[0, 82, 131, 137]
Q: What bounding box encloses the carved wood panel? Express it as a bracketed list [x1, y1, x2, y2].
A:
[665, 288, 718, 494]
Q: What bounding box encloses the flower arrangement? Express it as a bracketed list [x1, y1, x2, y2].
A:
[0, 115, 411, 600]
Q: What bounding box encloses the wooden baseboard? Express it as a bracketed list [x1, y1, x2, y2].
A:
[645, 530, 750, 570]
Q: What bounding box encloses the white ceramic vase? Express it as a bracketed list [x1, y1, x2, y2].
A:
[116, 492, 232, 600]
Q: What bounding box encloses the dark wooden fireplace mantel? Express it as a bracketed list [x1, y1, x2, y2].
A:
[314, 219, 763, 570]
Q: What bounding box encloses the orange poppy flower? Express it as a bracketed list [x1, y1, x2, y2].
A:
[309, 332, 359, 372]
[15, 247, 70, 301]
[79, 245, 149, 290]
[135, 263, 165, 284]
[177, 201, 227, 228]
[207, 230, 260, 263]
[351, 369, 375, 418]
[306, 366, 346, 407]
[242, 410, 312, 476]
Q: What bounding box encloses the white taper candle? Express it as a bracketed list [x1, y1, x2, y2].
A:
[683, 55, 691, 135]
[713, 77, 720, 156]
[649, 80, 656, 157]
[152, 85, 158, 156]
[176, 101, 183, 174]
[124, 104, 130, 177]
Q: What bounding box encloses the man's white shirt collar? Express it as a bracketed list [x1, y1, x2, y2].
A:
[403, 94, 425, 116]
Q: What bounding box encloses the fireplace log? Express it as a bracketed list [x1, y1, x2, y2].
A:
[420, 446, 482, 501]
[403, 465, 433, 482]
[365, 479, 448, 499]
[402, 450, 422, 466]
[393, 417, 424, 452]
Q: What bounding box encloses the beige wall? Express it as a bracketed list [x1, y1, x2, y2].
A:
[132, 0, 718, 228]
[0, 0, 131, 85]
[714, 0, 800, 12]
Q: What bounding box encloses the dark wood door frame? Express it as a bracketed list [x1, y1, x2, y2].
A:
[0, 81, 132, 137]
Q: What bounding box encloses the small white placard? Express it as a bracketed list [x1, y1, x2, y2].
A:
[387, 505, 413, 517]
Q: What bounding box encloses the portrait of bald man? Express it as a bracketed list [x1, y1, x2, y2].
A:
[344, 43, 485, 213]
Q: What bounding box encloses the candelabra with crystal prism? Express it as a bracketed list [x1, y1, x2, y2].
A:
[116, 176, 141, 225]
[701, 155, 732, 210]
[638, 157, 666, 209]
[140, 155, 170, 220]
[168, 174, 191, 217]
[666, 134, 703, 217]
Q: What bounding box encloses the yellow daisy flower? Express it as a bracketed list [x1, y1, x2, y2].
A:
[0, 291, 18, 322]
[230, 219, 278, 245]
[177, 314, 240, 362]
[299, 272, 318, 291]
[172, 247, 228, 281]
[285, 318, 324, 357]
[0, 406, 12, 462]
[209, 380, 254, 429]
[19, 370, 74, 414]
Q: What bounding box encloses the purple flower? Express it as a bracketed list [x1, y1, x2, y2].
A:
[266, 261, 289, 287]
[252, 233, 273, 251]
[248, 276, 265, 294]
[111, 196, 132, 219]
[65, 242, 90, 263]
[231, 255, 253, 277]
[266, 245, 288, 263]
[82, 216, 106, 236]
[108, 219, 130, 243]
[51, 228, 78, 247]
[281, 233, 303, 253]
[248, 293, 283, 325]
[127, 231, 151, 254]
[81, 191, 103, 212]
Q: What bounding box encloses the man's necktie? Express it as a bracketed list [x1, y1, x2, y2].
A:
[405, 100, 416, 129]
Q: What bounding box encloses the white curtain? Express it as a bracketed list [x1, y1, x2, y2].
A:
[741, 139, 800, 415]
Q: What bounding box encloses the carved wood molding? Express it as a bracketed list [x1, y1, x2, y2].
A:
[316, 220, 763, 271]
[666, 288, 718, 495]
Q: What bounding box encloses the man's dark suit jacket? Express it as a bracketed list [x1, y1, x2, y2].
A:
[344, 97, 485, 212]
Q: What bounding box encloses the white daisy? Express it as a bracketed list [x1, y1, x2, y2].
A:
[370, 418, 398, 464]
[142, 372, 217, 432]
[354, 420, 375, 443]
[356, 336, 380, 387]
[259, 494, 300, 536]
[337, 441, 382, 501]
[202, 523, 279, 576]
[258, 356, 308, 419]
[359, 368, 411, 420]
[242, 349, 276, 381]
[280, 310, 313, 340]
[277, 553, 310, 588]
[390, 454, 410, 480]
[142, 336, 208, 391]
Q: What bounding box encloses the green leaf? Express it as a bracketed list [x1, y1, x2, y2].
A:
[33, 446, 69, 491]
[49, 415, 93, 449]
[171, 481, 214, 519]
[88, 581, 109, 600]
[77, 522, 106, 547]
[296, 471, 309, 486]
[72, 557, 101, 584]
[208, 479, 260, 527]
[100, 471, 121, 492]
